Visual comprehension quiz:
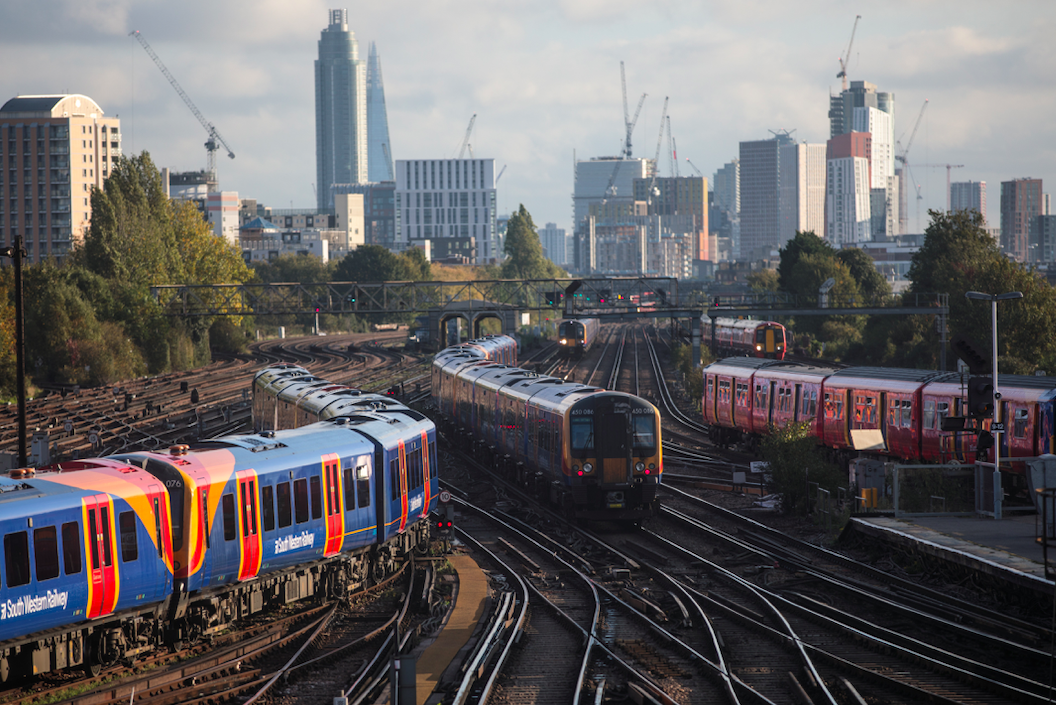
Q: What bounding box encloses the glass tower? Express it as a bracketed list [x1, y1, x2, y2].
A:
[366, 42, 394, 183]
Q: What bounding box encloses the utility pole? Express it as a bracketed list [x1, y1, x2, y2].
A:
[1, 236, 27, 467]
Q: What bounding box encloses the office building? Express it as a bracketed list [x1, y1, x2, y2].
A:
[712, 159, 739, 259]
[366, 42, 393, 183]
[778, 142, 826, 244]
[739, 132, 794, 261]
[538, 222, 568, 266]
[394, 158, 498, 264]
[950, 181, 987, 223]
[0, 94, 120, 264]
[1032, 215, 1056, 264]
[315, 9, 368, 210]
[572, 157, 652, 227]
[1001, 178, 1043, 261]
[332, 181, 394, 248]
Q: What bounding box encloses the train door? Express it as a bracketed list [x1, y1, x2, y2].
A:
[420, 432, 433, 520]
[236, 471, 262, 581]
[198, 485, 213, 587]
[147, 483, 171, 601]
[768, 381, 777, 428]
[595, 402, 631, 485]
[84, 494, 118, 619]
[396, 441, 409, 533]
[322, 454, 344, 555]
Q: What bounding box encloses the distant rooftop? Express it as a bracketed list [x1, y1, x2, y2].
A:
[0, 94, 106, 118]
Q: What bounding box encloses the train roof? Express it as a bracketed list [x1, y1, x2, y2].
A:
[702, 316, 783, 328]
[750, 360, 841, 380]
[705, 357, 782, 372]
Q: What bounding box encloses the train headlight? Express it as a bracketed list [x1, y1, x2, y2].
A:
[583, 463, 593, 473]
[635, 461, 645, 472]
[756, 344, 762, 351]
[560, 339, 567, 345]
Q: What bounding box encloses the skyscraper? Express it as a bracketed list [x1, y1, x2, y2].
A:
[366, 41, 393, 183]
[950, 181, 987, 224]
[0, 94, 120, 264]
[779, 142, 826, 244]
[1001, 178, 1043, 262]
[739, 132, 794, 261]
[315, 9, 368, 211]
[825, 133, 872, 246]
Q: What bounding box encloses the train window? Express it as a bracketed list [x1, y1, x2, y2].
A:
[570, 415, 593, 450]
[295, 478, 310, 524]
[390, 458, 399, 501]
[153, 498, 164, 557]
[755, 384, 765, 408]
[34, 526, 59, 581]
[865, 397, 877, 424]
[242, 482, 259, 536]
[707, 377, 714, 400]
[632, 415, 656, 450]
[923, 400, 936, 430]
[936, 402, 949, 429]
[262, 485, 275, 532]
[310, 476, 323, 520]
[901, 400, 912, 427]
[119, 511, 138, 563]
[100, 507, 113, 567]
[1014, 408, 1029, 439]
[277, 482, 292, 528]
[343, 467, 357, 512]
[62, 522, 82, 575]
[5, 532, 29, 587]
[222, 494, 236, 541]
[888, 399, 899, 426]
[356, 467, 372, 508]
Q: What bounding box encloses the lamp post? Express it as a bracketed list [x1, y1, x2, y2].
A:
[965, 290, 1023, 519]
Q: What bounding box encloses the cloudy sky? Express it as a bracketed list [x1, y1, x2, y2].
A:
[2, 0, 1053, 235]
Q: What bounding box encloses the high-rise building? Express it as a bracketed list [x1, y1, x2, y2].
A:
[739, 132, 794, 261]
[332, 181, 395, 248]
[366, 42, 393, 183]
[1032, 214, 1056, 263]
[0, 94, 120, 264]
[826, 133, 872, 246]
[778, 142, 826, 244]
[712, 160, 740, 259]
[394, 158, 498, 264]
[538, 222, 568, 266]
[829, 80, 894, 140]
[950, 181, 987, 224]
[572, 157, 652, 228]
[315, 9, 368, 210]
[632, 175, 709, 261]
[1001, 178, 1043, 261]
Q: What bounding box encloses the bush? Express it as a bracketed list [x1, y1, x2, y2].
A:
[759, 421, 844, 516]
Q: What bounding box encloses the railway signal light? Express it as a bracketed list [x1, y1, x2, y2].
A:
[967, 376, 995, 417]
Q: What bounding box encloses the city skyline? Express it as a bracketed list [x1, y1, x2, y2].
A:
[1, 1, 1053, 238]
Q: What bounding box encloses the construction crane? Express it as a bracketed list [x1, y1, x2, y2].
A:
[646, 97, 669, 204]
[458, 114, 476, 159]
[620, 61, 647, 158]
[837, 15, 862, 92]
[685, 158, 704, 177]
[916, 164, 965, 211]
[666, 115, 680, 178]
[895, 98, 928, 233]
[495, 164, 507, 184]
[130, 30, 234, 187]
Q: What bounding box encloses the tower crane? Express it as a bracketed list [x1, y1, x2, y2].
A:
[895, 98, 928, 233]
[620, 61, 647, 158]
[666, 115, 680, 178]
[837, 15, 862, 92]
[916, 164, 965, 211]
[685, 158, 704, 177]
[495, 164, 507, 184]
[646, 97, 669, 204]
[130, 30, 234, 188]
[458, 114, 476, 159]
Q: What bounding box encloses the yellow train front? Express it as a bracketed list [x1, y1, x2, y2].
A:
[431, 350, 661, 521]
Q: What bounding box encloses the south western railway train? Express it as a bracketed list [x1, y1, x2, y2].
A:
[557, 318, 600, 356]
[703, 357, 1056, 473]
[432, 334, 663, 521]
[702, 316, 788, 360]
[0, 366, 437, 682]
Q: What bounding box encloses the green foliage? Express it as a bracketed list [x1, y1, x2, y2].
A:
[500, 205, 567, 280]
[252, 253, 335, 284]
[759, 421, 843, 516]
[746, 269, 779, 293]
[777, 231, 833, 293]
[0, 271, 18, 399]
[669, 343, 703, 403]
[333, 245, 429, 282]
[209, 318, 250, 354]
[836, 247, 891, 301]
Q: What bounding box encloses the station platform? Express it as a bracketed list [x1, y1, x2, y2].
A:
[847, 513, 1055, 600]
[416, 552, 489, 705]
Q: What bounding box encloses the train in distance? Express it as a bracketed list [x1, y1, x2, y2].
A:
[701, 316, 788, 360]
[557, 318, 600, 357]
[432, 333, 662, 521]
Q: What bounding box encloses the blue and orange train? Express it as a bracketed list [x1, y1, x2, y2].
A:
[0, 372, 437, 681]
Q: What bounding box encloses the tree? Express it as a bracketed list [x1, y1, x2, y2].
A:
[759, 421, 842, 516]
[836, 247, 891, 301]
[746, 269, 779, 293]
[253, 253, 335, 284]
[500, 205, 566, 280]
[333, 245, 426, 282]
[777, 231, 833, 294]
